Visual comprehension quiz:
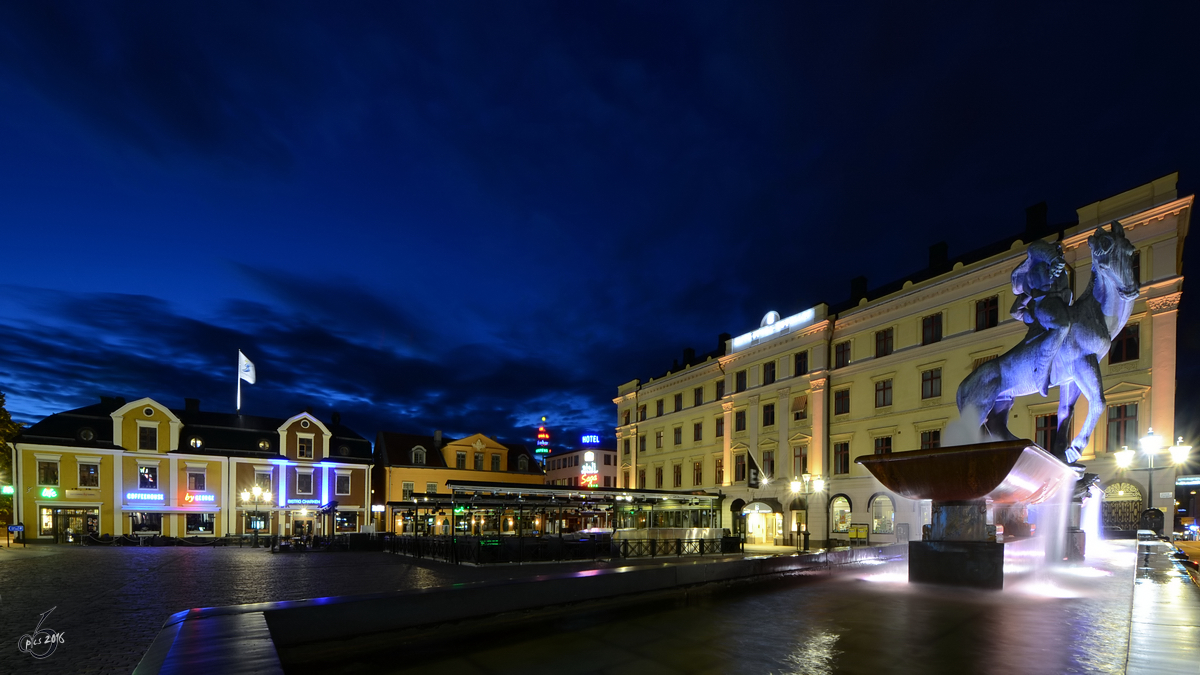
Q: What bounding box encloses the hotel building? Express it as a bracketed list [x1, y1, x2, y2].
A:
[615, 174, 1190, 547]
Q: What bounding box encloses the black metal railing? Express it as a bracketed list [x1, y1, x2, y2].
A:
[384, 533, 741, 564]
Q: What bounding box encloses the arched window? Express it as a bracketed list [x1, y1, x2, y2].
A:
[412, 446, 426, 465]
[517, 456, 528, 471]
[830, 496, 851, 533]
[871, 495, 894, 534]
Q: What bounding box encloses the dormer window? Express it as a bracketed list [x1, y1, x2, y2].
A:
[301, 419, 310, 429]
[189, 437, 203, 449]
[139, 426, 157, 451]
[298, 437, 314, 459]
[517, 456, 528, 471]
[258, 439, 271, 451]
[412, 447, 426, 465]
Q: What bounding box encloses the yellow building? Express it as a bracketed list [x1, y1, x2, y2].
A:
[12, 396, 372, 542]
[616, 174, 1190, 547]
[374, 431, 545, 534]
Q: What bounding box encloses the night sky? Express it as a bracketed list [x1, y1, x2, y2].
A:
[2, 5, 1200, 449]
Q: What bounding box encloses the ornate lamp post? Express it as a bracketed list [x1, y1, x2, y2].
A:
[1114, 428, 1190, 521]
[789, 473, 825, 552]
[241, 485, 272, 548]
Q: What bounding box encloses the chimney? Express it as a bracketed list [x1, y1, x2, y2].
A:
[928, 242, 948, 271]
[331, 411, 341, 426]
[434, 430, 443, 449]
[683, 347, 695, 365]
[850, 276, 869, 303]
[185, 398, 200, 413]
[1025, 201, 1047, 238]
[717, 333, 731, 356]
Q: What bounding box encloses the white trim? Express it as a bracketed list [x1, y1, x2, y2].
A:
[122, 506, 223, 513]
[334, 468, 354, 476]
[75, 455, 102, 465]
[184, 461, 210, 469]
[34, 453, 62, 462]
[296, 432, 316, 460]
[136, 458, 161, 467]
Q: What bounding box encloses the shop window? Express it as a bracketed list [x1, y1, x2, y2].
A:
[763, 403, 775, 427]
[1110, 324, 1139, 364]
[297, 472, 313, 495]
[37, 461, 59, 486]
[298, 437, 314, 459]
[831, 497, 851, 533]
[130, 512, 163, 534]
[762, 451, 775, 478]
[402, 482, 414, 500]
[187, 470, 206, 491]
[875, 379, 892, 408]
[78, 463, 99, 488]
[139, 426, 157, 451]
[336, 475, 351, 495]
[794, 351, 809, 376]
[245, 513, 269, 533]
[833, 442, 850, 474]
[139, 465, 158, 490]
[875, 328, 894, 358]
[763, 361, 776, 386]
[1035, 414, 1058, 451]
[920, 430, 941, 450]
[735, 370, 747, 393]
[922, 369, 942, 399]
[922, 313, 943, 345]
[336, 512, 358, 532]
[872, 496, 895, 534]
[456, 451, 466, 469]
[975, 296, 998, 331]
[1107, 403, 1138, 452]
[735, 455, 746, 482]
[834, 390, 850, 415]
[735, 410, 746, 432]
[186, 513, 215, 534]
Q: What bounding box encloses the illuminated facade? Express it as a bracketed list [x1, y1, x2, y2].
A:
[616, 174, 1190, 546]
[11, 397, 372, 541]
[544, 445, 619, 488]
[373, 431, 545, 534]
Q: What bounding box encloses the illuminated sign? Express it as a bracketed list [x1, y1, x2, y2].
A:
[127, 492, 164, 501]
[1, 485, 13, 495]
[582, 434, 600, 445]
[183, 492, 215, 504]
[371, 504, 385, 512]
[580, 450, 598, 488]
[731, 307, 816, 352]
[453, 505, 467, 515]
[40, 487, 58, 498]
[1177, 476, 1200, 486]
[287, 498, 321, 505]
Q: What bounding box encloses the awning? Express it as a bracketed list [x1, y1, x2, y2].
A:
[742, 498, 783, 514]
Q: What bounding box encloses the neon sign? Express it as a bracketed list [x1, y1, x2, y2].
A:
[1, 485, 13, 495]
[536, 416, 551, 454]
[126, 492, 164, 501]
[582, 435, 600, 445]
[40, 487, 58, 498]
[287, 498, 321, 505]
[183, 492, 215, 504]
[731, 307, 816, 352]
[580, 451, 598, 488]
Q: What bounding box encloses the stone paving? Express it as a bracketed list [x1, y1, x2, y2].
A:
[0, 543, 639, 674]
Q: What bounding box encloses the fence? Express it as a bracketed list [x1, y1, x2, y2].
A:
[386, 534, 743, 564]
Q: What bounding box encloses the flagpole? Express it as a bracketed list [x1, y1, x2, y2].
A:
[237, 351, 242, 413]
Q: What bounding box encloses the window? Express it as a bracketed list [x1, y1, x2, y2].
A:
[36, 461, 59, 486]
[831, 496, 851, 533]
[402, 482, 414, 500]
[673, 427, 682, 445]
[1035, 414, 1058, 451]
[189, 437, 203, 449]
[673, 464, 682, 487]
[975, 296, 998, 331]
[638, 405, 647, 421]
[793, 395, 808, 422]
[715, 417, 725, 437]
[1110, 324, 1139, 364]
[186, 513, 215, 534]
[875, 328, 894, 358]
[674, 393, 683, 412]
[638, 469, 646, 489]
[491, 454, 501, 471]
[762, 451, 775, 478]
[655, 431, 664, 449]
[874, 379, 892, 408]
[735, 370, 747, 392]
[715, 380, 726, 399]
[795, 351, 808, 377]
[623, 470, 630, 489]
[604, 454, 612, 466]
[835, 341, 850, 368]
[715, 458, 724, 485]
[604, 476, 611, 487]
[922, 313, 943, 345]
[335, 512, 358, 532]
[833, 442, 850, 475]
[623, 439, 630, 456]
[656, 399, 664, 417]
[655, 467, 663, 489]
[297, 437, 314, 459]
[872, 496, 895, 534]
[623, 409, 631, 425]
[834, 390, 850, 415]
[922, 368, 942, 399]
[139, 426, 157, 451]
[693, 387, 704, 407]
[474, 453, 484, 470]
[1131, 250, 1141, 285]
[412, 447, 426, 465]
[518, 456, 528, 471]
[638, 435, 646, 452]
[297, 472, 313, 495]
[763, 361, 776, 386]
[187, 470, 205, 491]
[735, 455, 746, 482]
[456, 452, 466, 469]
[131, 513, 163, 534]
[1107, 403, 1138, 452]
[336, 475, 351, 495]
[874, 436, 892, 455]
[79, 463, 99, 488]
[693, 422, 703, 442]
[793, 446, 807, 477]
[762, 403, 776, 427]
[693, 461, 703, 486]
[735, 410, 746, 432]
[920, 430, 941, 450]
[254, 471, 271, 491]
[139, 465, 158, 490]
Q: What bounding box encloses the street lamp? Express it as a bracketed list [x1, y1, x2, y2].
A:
[790, 473, 825, 552]
[1116, 428, 1189, 519]
[241, 485, 272, 547]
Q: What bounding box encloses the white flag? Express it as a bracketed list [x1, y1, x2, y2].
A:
[238, 350, 256, 384]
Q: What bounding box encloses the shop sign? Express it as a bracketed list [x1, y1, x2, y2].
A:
[40, 488, 58, 498]
[1, 485, 13, 495]
[65, 490, 95, 498]
[126, 492, 165, 501]
[287, 498, 321, 505]
[371, 504, 385, 512]
[183, 492, 215, 504]
[580, 451, 599, 488]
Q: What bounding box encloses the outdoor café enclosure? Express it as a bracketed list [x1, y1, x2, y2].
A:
[384, 480, 737, 563]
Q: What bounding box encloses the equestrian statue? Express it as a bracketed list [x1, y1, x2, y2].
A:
[956, 221, 1139, 464]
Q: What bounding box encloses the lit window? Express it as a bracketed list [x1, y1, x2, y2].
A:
[655, 467, 663, 488]
[37, 461, 59, 486]
[78, 463, 99, 488]
[139, 465, 158, 490]
[187, 470, 205, 491]
[872, 496, 894, 534]
[831, 496, 851, 533]
[693, 461, 702, 486]
[189, 437, 203, 449]
[673, 464, 682, 487]
[297, 437, 314, 459]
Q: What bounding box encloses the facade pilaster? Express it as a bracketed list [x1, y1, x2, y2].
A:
[721, 401, 733, 487]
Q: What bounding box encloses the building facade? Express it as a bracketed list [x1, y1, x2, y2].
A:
[544, 446, 619, 487]
[12, 397, 372, 541]
[616, 174, 1190, 547]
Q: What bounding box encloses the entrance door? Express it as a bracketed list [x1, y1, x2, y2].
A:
[293, 518, 314, 537]
[747, 513, 766, 544]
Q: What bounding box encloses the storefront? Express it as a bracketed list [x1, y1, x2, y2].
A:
[39, 505, 100, 543]
[742, 500, 782, 545]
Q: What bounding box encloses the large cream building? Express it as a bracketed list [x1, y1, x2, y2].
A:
[615, 174, 1190, 548]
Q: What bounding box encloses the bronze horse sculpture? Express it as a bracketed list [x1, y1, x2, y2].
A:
[956, 222, 1138, 463]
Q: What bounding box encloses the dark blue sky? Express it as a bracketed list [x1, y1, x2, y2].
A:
[2, 4, 1200, 448]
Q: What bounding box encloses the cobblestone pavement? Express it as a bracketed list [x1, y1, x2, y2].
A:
[0, 543, 641, 674]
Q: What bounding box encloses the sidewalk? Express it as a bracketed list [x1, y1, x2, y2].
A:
[1127, 539, 1200, 674]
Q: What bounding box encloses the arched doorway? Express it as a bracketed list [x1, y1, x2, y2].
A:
[742, 501, 782, 545]
[729, 499, 746, 537]
[1103, 482, 1143, 532]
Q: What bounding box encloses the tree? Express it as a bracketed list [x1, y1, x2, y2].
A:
[0, 391, 22, 523]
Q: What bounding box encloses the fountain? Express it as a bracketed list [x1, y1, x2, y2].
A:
[859, 223, 1139, 589]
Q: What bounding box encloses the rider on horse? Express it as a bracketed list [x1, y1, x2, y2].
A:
[1009, 240, 1072, 397]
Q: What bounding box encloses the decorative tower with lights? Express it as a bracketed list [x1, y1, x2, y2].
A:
[535, 416, 551, 466]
